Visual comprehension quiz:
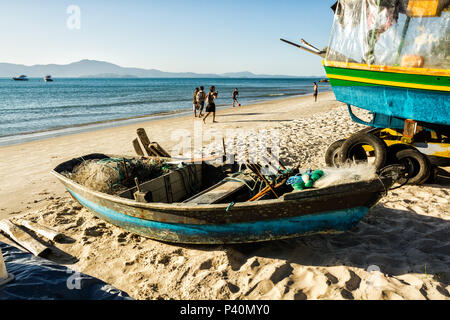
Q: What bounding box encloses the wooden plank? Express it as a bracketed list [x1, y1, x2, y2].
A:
[185, 175, 250, 204]
[136, 128, 154, 157]
[150, 143, 171, 158]
[16, 219, 64, 242]
[164, 174, 173, 203]
[132, 138, 145, 157]
[0, 220, 50, 257]
[118, 164, 202, 202]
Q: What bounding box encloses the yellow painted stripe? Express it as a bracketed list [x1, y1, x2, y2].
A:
[327, 74, 450, 92]
[323, 60, 450, 77]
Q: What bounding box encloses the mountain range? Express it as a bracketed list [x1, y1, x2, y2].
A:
[0, 59, 311, 79]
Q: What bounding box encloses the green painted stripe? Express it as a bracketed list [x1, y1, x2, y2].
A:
[324, 66, 450, 87]
[329, 78, 374, 87]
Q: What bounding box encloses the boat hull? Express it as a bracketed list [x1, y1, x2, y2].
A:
[52, 154, 390, 244]
[67, 187, 371, 244]
[324, 63, 450, 126]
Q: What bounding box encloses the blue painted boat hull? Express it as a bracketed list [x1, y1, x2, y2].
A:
[68, 188, 370, 244]
[52, 154, 391, 244]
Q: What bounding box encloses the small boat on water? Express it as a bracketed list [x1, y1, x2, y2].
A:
[52, 153, 396, 244]
[12, 75, 28, 81]
[44, 75, 53, 82]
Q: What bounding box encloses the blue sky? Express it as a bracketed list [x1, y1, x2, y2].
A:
[0, 0, 336, 76]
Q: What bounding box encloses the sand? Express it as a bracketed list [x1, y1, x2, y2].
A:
[0, 92, 449, 300]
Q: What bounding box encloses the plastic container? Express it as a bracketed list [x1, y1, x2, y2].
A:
[0, 248, 14, 286]
[407, 0, 447, 17]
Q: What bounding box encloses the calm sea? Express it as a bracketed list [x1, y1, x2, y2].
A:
[0, 78, 330, 145]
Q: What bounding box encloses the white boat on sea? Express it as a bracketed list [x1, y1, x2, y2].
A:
[12, 75, 28, 81]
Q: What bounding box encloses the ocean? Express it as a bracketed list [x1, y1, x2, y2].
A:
[0, 77, 330, 146]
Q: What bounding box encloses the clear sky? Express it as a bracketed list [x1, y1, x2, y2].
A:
[0, 0, 336, 76]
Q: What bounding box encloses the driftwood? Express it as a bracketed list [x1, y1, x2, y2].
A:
[17, 219, 64, 242]
[0, 220, 50, 257]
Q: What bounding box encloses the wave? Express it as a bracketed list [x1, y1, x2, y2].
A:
[0, 97, 193, 113]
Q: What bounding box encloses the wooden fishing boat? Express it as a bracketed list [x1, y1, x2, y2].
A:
[52, 153, 395, 244]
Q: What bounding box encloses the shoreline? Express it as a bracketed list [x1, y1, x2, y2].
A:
[0, 91, 338, 218]
[0, 89, 448, 300]
[0, 91, 329, 148]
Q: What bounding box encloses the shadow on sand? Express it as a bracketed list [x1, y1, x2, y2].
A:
[177, 204, 450, 288]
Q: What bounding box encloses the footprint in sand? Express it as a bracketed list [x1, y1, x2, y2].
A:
[269, 263, 294, 284]
[345, 270, 362, 292]
[199, 259, 213, 270]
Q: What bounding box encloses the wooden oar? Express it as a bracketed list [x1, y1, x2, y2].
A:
[247, 163, 279, 199]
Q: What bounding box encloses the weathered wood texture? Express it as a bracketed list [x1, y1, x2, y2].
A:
[149, 142, 171, 158]
[136, 128, 153, 157]
[185, 175, 251, 204]
[0, 220, 49, 257]
[132, 138, 145, 157]
[120, 164, 202, 203]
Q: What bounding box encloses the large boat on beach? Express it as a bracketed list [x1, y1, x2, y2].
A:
[282, 0, 449, 185]
[12, 75, 28, 81]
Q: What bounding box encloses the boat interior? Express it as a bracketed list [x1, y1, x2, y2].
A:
[56, 153, 300, 205]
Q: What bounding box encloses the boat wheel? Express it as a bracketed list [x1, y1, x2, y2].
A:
[338, 132, 387, 170]
[390, 148, 431, 185]
[325, 139, 346, 167]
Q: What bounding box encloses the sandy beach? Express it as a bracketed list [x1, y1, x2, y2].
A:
[0, 92, 449, 300]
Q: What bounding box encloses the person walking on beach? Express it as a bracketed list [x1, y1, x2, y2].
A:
[313, 82, 318, 102]
[203, 86, 218, 124]
[193, 88, 199, 117]
[196, 86, 207, 117]
[232, 88, 240, 107]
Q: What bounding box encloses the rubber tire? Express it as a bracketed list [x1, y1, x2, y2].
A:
[393, 148, 432, 185]
[339, 133, 388, 170]
[386, 144, 415, 164]
[325, 139, 346, 167]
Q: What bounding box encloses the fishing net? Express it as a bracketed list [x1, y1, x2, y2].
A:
[63, 158, 168, 194]
[314, 163, 378, 188]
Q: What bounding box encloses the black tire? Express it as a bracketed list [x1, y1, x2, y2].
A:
[325, 139, 346, 167]
[386, 144, 415, 164]
[339, 133, 388, 170]
[393, 148, 432, 185]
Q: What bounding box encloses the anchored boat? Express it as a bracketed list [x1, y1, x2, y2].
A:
[52, 153, 395, 244]
[12, 75, 28, 81]
[282, 0, 450, 184]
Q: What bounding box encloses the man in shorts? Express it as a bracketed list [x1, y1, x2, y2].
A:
[196, 86, 206, 117]
[203, 86, 218, 124]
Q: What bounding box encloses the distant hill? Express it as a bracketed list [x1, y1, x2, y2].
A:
[0, 59, 313, 78]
